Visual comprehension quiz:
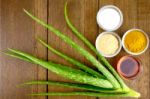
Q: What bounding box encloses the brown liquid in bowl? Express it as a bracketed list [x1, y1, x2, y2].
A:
[117, 56, 140, 79]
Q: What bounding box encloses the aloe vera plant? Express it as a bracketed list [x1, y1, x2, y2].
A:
[4, 2, 140, 98]
[23, 9, 120, 89]
[64, 2, 128, 90]
[5, 48, 140, 97]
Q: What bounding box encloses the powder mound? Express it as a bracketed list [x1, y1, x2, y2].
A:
[125, 30, 147, 53]
[98, 34, 119, 55]
[97, 7, 121, 31]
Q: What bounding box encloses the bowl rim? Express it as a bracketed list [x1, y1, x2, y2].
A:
[96, 5, 123, 31]
[117, 56, 139, 77]
[122, 28, 149, 55]
[117, 55, 143, 80]
[95, 31, 122, 58]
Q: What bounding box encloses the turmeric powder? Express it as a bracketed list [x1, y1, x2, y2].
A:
[124, 30, 147, 53]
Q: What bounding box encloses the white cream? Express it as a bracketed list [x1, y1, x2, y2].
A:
[97, 6, 123, 31]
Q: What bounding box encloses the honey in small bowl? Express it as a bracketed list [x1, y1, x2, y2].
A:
[117, 56, 142, 80]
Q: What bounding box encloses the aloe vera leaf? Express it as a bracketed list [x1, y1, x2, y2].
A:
[4, 52, 34, 63]
[19, 81, 125, 93]
[6, 48, 102, 79]
[7, 49, 113, 88]
[64, 2, 128, 90]
[28, 90, 140, 98]
[37, 38, 104, 78]
[23, 9, 120, 89]
[5, 50, 103, 79]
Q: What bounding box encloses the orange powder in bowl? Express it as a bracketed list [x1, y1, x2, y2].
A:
[124, 30, 147, 53]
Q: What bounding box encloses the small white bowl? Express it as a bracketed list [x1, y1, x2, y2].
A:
[122, 29, 149, 55]
[95, 32, 122, 58]
[96, 5, 123, 31]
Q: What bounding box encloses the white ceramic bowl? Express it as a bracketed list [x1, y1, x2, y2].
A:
[122, 29, 149, 55]
[96, 5, 123, 31]
[95, 32, 122, 57]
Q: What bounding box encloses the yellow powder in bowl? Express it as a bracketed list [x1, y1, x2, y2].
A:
[98, 34, 119, 55]
[124, 30, 147, 53]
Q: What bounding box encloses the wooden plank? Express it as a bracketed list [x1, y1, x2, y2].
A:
[0, 0, 2, 97]
[0, 0, 47, 99]
[113, 1, 138, 99]
[137, 1, 150, 99]
[48, 1, 83, 99]
[47, 0, 96, 99]
[33, 0, 48, 99]
[98, 1, 115, 99]
[99, 0, 137, 63]
[98, 0, 116, 68]
[98, 0, 138, 99]
[98, 1, 118, 99]
[0, 0, 35, 99]
[84, 0, 99, 67]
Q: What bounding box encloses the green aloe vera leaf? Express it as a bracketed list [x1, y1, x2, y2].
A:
[4, 52, 34, 63]
[19, 81, 125, 93]
[37, 38, 104, 78]
[28, 89, 140, 98]
[64, 2, 128, 90]
[7, 49, 113, 88]
[23, 9, 120, 89]
[5, 49, 102, 78]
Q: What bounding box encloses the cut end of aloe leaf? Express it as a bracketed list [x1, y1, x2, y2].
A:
[128, 89, 140, 98]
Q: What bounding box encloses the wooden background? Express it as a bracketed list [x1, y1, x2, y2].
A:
[0, 0, 150, 99]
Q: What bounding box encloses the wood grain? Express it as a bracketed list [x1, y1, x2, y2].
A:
[47, 0, 96, 99]
[99, 0, 138, 99]
[33, 0, 48, 99]
[137, 0, 150, 99]
[0, 0, 36, 99]
[0, 0, 150, 99]
[0, 0, 47, 99]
